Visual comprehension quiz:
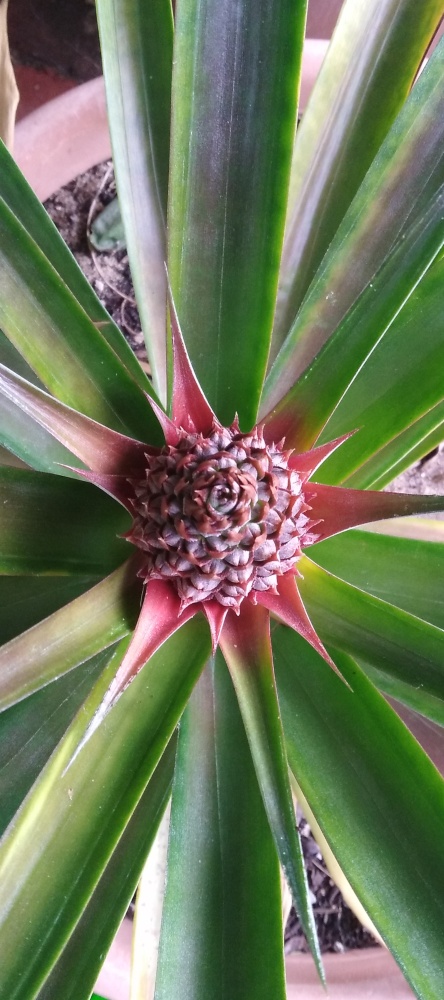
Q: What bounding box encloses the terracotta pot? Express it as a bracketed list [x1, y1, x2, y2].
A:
[14, 77, 111, 202]
[299, 39, 329, 112]
[286, 950, 415, 999]
[13, 50, 419, 1000]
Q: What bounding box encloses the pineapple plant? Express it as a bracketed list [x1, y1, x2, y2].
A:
[0, 1, 443, 997]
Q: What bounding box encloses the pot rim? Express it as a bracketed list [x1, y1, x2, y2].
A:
[14, 77, 111, 202]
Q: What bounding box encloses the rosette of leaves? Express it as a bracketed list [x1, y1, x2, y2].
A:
[0, 1, 444, 998]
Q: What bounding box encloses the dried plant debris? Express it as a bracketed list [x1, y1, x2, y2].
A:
[44, 162, 145, 366]
[284, 819, 379, 955]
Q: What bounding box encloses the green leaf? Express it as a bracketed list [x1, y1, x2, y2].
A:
[0, 576, 100, 644]
[343, 405, 444, 489]
[272, 0, 444, 352]
[96, 0, 173, 402]
[0, 618, 210, 1000]
[0, 467, 129, 574]
[0, 384, 81, 475]
[0, 140, 148, 392]
[263, 38, 444, 411]
[37, 738, 176, 1000]
[309, 521, 444, 720]
[219, 602, 322, 977]
[168, 0, 307, 426]
[0, 363, 151, 473]
[0, 649, 113, 838]
[310, 528, 444, 629]
[0, 326, 44, 384]
[0, 193, 159, 439]
[274, 631, 444, 999]
[355, 659, 444, 724]
[389, 701, 444, 774]
[265, 184, 444, 449]
[315, 253, 444, 484]
[0, 560, 141, 710]
[299, 556, 444, 724]
[155, 656, 285, 1000]
[0, 331, 82, 474]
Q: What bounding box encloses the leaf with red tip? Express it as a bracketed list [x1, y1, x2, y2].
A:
[255, 574, 341, 679]
[306, 483, 444, 543]
[203, 601, 228, 653]
[287, 433, 354, 481]
[168, 0, 307, 428]
[262, 403, 302, 450]
[146, 392, 181, 446]
[70, 580, 197, 761]
[167, 290, 216, 434]
[72, 470, 135, 512]
[219, 601, 323, 980]
[0, 364, 148, 474]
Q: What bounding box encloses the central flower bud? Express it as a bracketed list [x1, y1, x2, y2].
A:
[126, 421, 316, 611]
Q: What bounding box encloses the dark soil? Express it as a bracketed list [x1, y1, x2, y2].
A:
[47, 161, 440, 958]
[9, 0, 101, 81]
[8, 0, 337, 86]
[45, 163, 147, 371]
[286, 818, 377, 954]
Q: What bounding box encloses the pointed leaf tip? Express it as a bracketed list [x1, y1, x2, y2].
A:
[68, 467, 135, 511]
[0, 363, 148, 474]
[289, 432, 355, 481]
[203, 601, 229, 652]
[166, 278, 217, 433]
[65, 580, 197, 767]
[306, 484, 444, 542]
[145, 392, 181, 446]
[256, 574, 346, 684]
